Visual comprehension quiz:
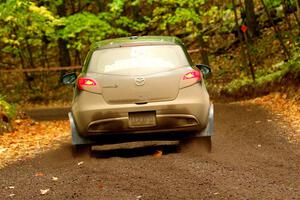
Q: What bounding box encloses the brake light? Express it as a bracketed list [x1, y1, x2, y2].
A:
[183, 71, 201, 80]
[180, 70, 202, 89]
[77, 77, 97, 90]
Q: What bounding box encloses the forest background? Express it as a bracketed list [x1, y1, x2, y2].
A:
[0, 0, 299, 131]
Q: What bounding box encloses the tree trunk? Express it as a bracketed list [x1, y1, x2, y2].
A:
[245, 0, 260, 38]
[232, 0, 255, 82]
[57, 38, 71, 67]
[198, 33, 210, 66]
[75, 50, 82, 66]
[56, 0, 71, 67]
[296, 0, 300, 20]
[282, 0, 292, 29]
[193, 7, 210, 66]
[96, 0, 108, 12]
[259, 0, 290, 59]
[294, 0, 300, 30]
[196, 23, 210, 66]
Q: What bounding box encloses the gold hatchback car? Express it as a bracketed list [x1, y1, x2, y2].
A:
[62, 36, 214, 152]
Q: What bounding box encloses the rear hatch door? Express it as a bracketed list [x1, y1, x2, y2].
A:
[86, 44, 192, 104]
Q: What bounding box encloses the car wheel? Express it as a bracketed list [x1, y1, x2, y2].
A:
[71, 144, 91, 157]
[180, 136, 212, 153]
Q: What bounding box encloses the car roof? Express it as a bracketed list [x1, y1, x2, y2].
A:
[91, 36, 184, 50]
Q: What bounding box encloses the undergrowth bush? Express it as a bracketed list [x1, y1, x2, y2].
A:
[0, 95, 15, 119]
[0, 95, 15, 134]
[222, 54, 300, 96]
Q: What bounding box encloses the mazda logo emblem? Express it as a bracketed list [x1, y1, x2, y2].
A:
[135, 77, 145, 86]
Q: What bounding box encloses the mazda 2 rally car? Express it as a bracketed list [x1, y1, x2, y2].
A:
[62, 36, 214, 151]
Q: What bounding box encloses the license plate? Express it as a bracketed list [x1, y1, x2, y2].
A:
[129, 111, 156, 128]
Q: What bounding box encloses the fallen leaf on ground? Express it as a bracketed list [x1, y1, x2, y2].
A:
[153, 150, 163, 157]
[51, 177, 58, 181]
[0, 147, 7, 153]
[98, 181, 104, 189]
[0, 120, 70, 169]
[77, 161, 84, 166]
[9, 194, 15, 197]
[35, 172, 44, 177]
[243, 92, 300, 144]
[8, 186, 14, 189]
[14, 119, 22, 124]
[40, 189, 50, 195]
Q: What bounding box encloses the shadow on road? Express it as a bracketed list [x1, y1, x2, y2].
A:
[89, 144, 180, 158]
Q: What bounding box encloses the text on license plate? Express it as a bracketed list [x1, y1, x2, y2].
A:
[128, 111, 156, 128]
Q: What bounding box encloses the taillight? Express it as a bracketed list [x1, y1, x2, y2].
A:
[183, 71, 201, 80]
[78, 78, 96, 90]
[180, 70, 202, 89]
[77, 77, 101, 93]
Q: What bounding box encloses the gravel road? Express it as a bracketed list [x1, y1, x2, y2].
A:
[1, 103, 300, 199]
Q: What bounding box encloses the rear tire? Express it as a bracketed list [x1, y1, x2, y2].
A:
[180, 136, 212, 153]
[71, 144, 91, 157]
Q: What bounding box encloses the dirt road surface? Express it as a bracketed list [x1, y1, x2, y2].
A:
[1, 103, 300, 199]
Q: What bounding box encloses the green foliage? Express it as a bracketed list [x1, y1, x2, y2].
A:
[264, 0, 282, 8]
[108, 0, 125, 13]
[224, 76, 252, 94]
[0, 0, 61, 67]
[0, 95, 16, 119]
[149, 0, 204, 34]
[59, 12, 114, 50]
[224, 54, 300, 95]
[0, 0, 299, 104]
[0, 1, 60, 42]
[217, 8, 236, 33]
[0, 0, 237, 65]
[0, 95, 15, 134]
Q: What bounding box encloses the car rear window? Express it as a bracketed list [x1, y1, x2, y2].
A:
[87, 44, 190, 75]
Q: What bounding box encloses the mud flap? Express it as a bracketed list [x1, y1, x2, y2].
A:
[68, 112, 95, 145]
[196, 104, 214, 137]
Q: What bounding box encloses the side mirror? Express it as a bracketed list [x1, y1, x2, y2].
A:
[196, 64, 212, 78]
[61, 72, 77, 85]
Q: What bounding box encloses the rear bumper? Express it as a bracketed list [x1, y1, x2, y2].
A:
[69, 104, 214, 145]
[72, 84, 210, 136]
[87, 114, 199, 134]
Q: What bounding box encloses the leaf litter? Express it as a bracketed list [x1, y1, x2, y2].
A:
[242, 92, 300, 144]
[1, 92, 298, 170]
[35, 172, 44, 177]
[153, 150, 163, 157]
[77, 161, 84, 166]
[0, 119, 70, 169]
[40, 188, 50, 195]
